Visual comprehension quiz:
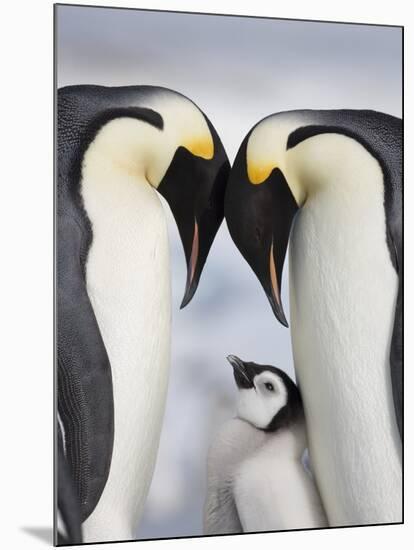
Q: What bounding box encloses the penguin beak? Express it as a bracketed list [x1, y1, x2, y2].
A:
[158, 130, 230, 308]
[225, 140, 298, 327]
[227, 355, 255, 389]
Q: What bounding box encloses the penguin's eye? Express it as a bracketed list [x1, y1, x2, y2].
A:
[265, 382, 274, 392]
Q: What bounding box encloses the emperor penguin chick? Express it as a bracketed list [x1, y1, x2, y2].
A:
[204, 355, 327, 534]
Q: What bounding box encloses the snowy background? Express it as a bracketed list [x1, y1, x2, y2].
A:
[56, 5, 402, 539]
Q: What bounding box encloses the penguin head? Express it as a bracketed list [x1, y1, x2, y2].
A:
[77, 87, 230, 308]
[224, 114, 306, 327]
[152, 93, 230, 307]
[227, 355, 303, 432]
[225, 111, 366, 327]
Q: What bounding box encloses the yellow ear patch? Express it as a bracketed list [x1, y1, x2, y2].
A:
[183, 136, 214, 160]
[247, 161, 278, 185]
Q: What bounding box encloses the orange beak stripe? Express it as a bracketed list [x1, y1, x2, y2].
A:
[269, 241, 281, 307]
[188, 219, 199, 287]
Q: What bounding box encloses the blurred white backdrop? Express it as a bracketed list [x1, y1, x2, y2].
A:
[56, 5, 402, 539]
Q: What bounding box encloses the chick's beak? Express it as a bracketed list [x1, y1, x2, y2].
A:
[227, 355, 255, 389]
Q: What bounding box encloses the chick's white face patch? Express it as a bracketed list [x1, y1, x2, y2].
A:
[237, 372, 288, 429]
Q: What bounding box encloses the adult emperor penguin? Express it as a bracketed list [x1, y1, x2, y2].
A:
[204, 355, 327, 534]
[224, 110, 402, 526]
[57, 85, 229, 543]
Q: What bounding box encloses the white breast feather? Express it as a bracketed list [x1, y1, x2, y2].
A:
[205, 418, 327, 533]
[79, 122, 171, 542]
[288, 133, 401, 525]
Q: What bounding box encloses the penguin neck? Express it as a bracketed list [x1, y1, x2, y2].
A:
[237, 416, 307, 460]
[80, 115, 174, 189]
[285, 131, 384, 206]
[78, 93, 214, 188]
[262, 417, 307, 459]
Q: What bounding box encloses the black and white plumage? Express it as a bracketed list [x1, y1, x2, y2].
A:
[224, 110, 402, 526]
[57, 85, 229, 543]
[204, 356, 327, 534]
[56, 423, 82, 545]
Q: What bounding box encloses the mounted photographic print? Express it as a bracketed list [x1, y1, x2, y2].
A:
[54, 3, 403, 545]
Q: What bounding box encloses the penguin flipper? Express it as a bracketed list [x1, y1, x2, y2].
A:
[390, 281, 402, 438]
[388, 209, 402, 439]
[204, 483, 243, 535]
[56, 424, 83, 545]
[382, 117, 403, 441]
[378, 112, 402, 440]
[58, 213, 114, 521]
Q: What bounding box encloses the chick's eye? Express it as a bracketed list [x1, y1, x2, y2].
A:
[265, 382, 274, 392]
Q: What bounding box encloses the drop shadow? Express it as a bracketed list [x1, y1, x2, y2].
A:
[21, 526, 53, 545]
